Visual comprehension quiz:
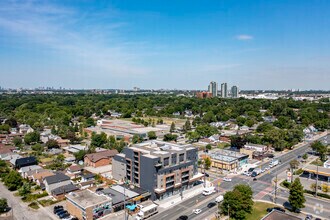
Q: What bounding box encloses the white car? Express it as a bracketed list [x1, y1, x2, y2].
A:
[265, 167, 270, 171]
[193, 209, 202, 214]
[223, 177, 232, 182]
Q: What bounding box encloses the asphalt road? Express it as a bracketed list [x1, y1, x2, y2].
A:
[149, 134, 330, 220]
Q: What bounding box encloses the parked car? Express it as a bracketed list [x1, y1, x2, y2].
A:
[71, 218, 78, 220]
[96, 187, 104, 192]
[193, 209, 202, 214]
[207, 202, 216, 208]
[267, 207, 285, 213]
[283, 202, 301, 213]
[253, 177, 257, 181]
[177, 215, 188, 220]
[54, 207, 64, 214]
[203, 173, 210, 177]
[223, 177, 232, 182]
[59, 213, 70, 219]
[56, 210, 68, 216]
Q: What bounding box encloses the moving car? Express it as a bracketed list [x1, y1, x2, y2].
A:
[305, 214, 313, 220]
[203, 172, 210, 177]
[202, 187, 216, 196]
[223, 177, 232, 182]
[176, 215, 188, 220]
[193, 209, 202, 215]
[207, 202, 216, 208]
[215, 195, 224, 203]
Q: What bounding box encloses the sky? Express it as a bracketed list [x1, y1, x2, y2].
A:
[0, 0, 330, 90]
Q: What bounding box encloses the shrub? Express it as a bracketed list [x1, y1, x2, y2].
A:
[294, 168, 303, 175]
[282, 180, 291, 188]
[304, 190, 330, 199]
[28, 202, 39, 209]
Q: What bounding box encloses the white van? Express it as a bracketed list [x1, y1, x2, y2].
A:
[215, 195, 224, 203]
[202, 187, 216, 196]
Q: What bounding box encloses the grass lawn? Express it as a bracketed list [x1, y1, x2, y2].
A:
[246, 201, 274, 220]
[311, 159, 324, 166]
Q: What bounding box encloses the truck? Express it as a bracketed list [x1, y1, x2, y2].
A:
[135, 203, 158, 220]
[202, 187, 216, 196]
[269, 159, 279, 167]
[215, 195, 224, 203]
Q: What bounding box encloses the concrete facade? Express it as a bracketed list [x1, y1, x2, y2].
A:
[112, 140, 203, 200]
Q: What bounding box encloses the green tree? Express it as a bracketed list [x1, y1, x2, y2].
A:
[13, 137, 22, 147]
[3, 171, 23, 191]
[221, 184, 253, 220]
[85, 118, 95, 127]
[163, 134, 178, 142]
[186, 131, 201, 142]
[311, 141, 327, 161]
[132, 134, 142, 144]
[0, 198, 9, 213]
[290, 159, 300, 169]
[289, 178, 305, 211]
[31, 143, 44, 155]
[24, 131, 40, 145]
[183, 120, 191, 131]
[170, 122, 176, 132]
[91, 132, 107, 148]
[46, 139, 59, 149]
[204, 157, 212, 170]
[205, 144, 212, 150]
[302, 153, 308, 160]
[147, 131, 157, 140]
[19, 182, 31, 197]
[256, 122, 274, 133]
[74, 150, 87, 162]
[4, 117, 17, 128]
[230, 135, 246, 149]
[195, 124, 218, 137]
[0, 124, 10, 134]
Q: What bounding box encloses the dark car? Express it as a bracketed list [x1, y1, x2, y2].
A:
[71, 218, 78, 220]
[253, 177, 257, 181]
[96, 187, 104, 192]
[53, 206, 63, 213]
[305, 214, 313, 220]
[267, 207, 285, 213]
[203, 173, 210, 177]
[56, 210, 68, 216]
[177, 215, 188, 220]
[54, 208, 64, 214]
[283, 202, 300, 213]
[207, 202, 216, 208]
[59, 212, 70, 219]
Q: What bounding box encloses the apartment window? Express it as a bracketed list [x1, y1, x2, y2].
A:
[179, 153, 185, 162]
[163, 157, 170, 166]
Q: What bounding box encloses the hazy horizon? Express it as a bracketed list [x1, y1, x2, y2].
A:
[1, 0, 330, 90]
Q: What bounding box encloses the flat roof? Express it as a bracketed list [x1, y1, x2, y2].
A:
[261, 210, 302, 220]
[110, 185, 139, 198]
[207, 149, 248, 162]
[302, 164, 330, 177]
[66, 190, 111, 209]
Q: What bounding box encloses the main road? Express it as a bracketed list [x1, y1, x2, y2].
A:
[149, 133, 329, 220]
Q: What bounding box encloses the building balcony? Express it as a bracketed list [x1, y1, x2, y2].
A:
[165, 178, 174, 183]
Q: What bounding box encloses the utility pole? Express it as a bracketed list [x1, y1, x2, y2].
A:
[315, 165, 319, 197]
[273, 173, 278, 204]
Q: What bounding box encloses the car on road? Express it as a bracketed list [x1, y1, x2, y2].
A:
[176, 215, 188, 220]
[264, 167, 270, 171]
[253, 177, 257, 181]
[283, 201, 301, 213]
[207, 202, 216, 208]
[305, 214, 313, 220]
[267, 207, 285, 213]
[223, 177, 232, 182]
[193, 209, 202, 214]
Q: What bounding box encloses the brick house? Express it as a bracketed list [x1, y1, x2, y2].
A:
[84, 150, 118, 168]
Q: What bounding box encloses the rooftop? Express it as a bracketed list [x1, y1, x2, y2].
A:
[207, 149, 248, 162]
[44, 172, 70, 184]
[66, 189, 111, 209]
[130, 140, 194, 156]
[261, 210, 302, 220]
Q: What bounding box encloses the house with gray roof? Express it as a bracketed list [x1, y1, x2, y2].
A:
[43, 172, 71, 195]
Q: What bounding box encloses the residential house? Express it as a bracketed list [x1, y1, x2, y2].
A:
[18, 124, 34, 134]
[84, 149, 118, 168]
[18, 165, 42, 178]
[43, 172, 71, 195]
[66, 165, 84, 179]
[52, 184, 79, 200]
[81, 173, 95, 182]
[31, 170, 55, 188]
[15, 156, 37, 169]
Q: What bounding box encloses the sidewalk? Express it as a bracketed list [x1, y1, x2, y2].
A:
[154, 182, 208, 209]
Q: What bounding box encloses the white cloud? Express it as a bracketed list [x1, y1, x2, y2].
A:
[236, 34, 254, 41]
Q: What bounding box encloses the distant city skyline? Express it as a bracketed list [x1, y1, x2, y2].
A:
[0, 0, 330, 90]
